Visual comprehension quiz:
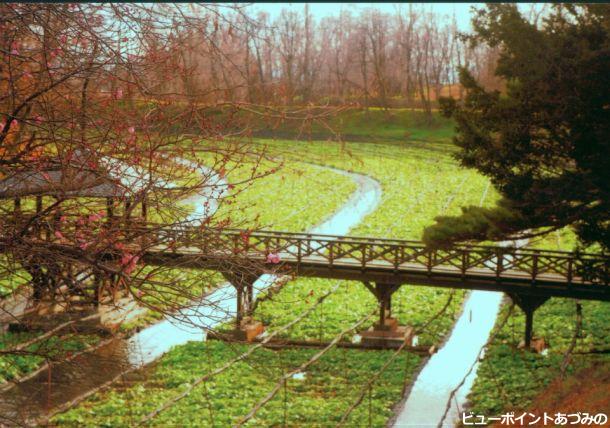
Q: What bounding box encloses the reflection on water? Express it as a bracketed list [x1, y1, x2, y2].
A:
[0, 167, 381, 423]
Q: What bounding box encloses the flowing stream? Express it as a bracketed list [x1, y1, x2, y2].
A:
[392, 290, 504, 427]
[392, 238, 528, 427]
[0, 164, 381, 424]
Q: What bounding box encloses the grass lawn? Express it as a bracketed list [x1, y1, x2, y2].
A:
[253, 108, 456, 143]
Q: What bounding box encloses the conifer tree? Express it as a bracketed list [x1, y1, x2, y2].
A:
[424, 4, 610, 252]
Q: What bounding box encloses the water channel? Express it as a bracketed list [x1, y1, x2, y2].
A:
[393, 237, 528, 427]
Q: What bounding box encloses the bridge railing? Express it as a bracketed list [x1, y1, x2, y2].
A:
[141, 226, 609, 287]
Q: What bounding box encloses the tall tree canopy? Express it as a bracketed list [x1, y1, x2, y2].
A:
[424, 4, 610, 252]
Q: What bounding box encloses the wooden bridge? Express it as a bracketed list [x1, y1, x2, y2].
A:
[143, 228, 610, 347]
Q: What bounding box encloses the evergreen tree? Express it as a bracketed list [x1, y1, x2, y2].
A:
[424, 4, 610, 252]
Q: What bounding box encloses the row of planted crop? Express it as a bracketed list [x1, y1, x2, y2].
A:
[237, 139, 608, 422]
[0, 155, 357, 385]
[54, 137, 495, 426]
[467, 295, 610, 416]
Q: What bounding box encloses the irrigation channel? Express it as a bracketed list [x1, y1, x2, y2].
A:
[393, 237, 528, 427]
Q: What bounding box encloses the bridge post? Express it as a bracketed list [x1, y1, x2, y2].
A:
[222, 271, 263, 341]
[360, 282, 412, 348]
[508, 294, 549, 349]
[363, 282, 401, 330]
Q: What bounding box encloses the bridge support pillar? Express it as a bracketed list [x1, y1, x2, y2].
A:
[508, 294, 549, 350]
[363, 282, 401, 329]
[222, 271, 263, 341]
[360, 282, 412, 348]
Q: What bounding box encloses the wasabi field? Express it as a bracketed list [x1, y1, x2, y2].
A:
[9, 109, 597, 427]
[2, 3, 609, 427]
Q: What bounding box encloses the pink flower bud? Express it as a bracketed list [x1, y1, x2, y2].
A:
[266, 253, 281, 264]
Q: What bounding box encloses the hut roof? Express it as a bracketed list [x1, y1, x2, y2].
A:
[0, 149, 157, 199]
[0, 149, 179, 200]
[0, 167, 132, 199]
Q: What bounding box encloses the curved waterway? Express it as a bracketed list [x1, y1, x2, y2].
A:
[392, 238, 528, 428]
[0, 164, 382, 424]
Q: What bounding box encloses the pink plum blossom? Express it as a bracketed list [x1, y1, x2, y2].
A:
[88, 212, 103, 222]
[266, 253, 281, 264]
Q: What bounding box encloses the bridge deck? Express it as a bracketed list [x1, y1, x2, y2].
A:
[142, 228, 610, 302]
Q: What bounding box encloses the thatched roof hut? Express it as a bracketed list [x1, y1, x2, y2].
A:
[0, 168, 131, 199]
[0, 152, 151, 219]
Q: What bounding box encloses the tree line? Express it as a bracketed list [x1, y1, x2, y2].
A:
[143, 4, 503, 114]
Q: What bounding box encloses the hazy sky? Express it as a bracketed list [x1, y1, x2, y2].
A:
[249, 3, 546, 31]
[250, 3, 482, 30]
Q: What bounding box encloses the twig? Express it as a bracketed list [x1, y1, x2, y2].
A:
[3, 312, 101, 354]
[336, 338, 410, 427]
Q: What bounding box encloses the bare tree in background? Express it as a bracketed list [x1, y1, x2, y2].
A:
[134, 4, 501, 112]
